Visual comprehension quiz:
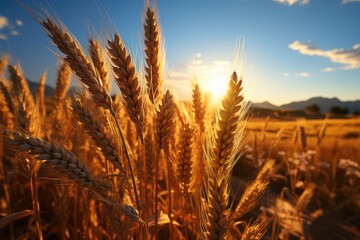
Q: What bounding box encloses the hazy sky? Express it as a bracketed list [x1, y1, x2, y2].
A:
[0, 0, 359, 105]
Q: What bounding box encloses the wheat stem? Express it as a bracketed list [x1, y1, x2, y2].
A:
[109, 109, 139, 210]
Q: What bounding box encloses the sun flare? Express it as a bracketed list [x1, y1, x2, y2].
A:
[196, 68, 230, 104]
[202, 77, 229, 103]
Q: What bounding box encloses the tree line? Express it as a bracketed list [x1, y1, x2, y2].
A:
[305, 104, 359, 116]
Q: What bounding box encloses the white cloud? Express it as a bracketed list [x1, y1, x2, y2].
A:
[295, 72, 310, 77]
[289, 41, 360, 70]
[10, 30, 18, 36]
[16, 20, 23, 26]
[274, 0, 309, 6]
[342, 0, 360, 3]
[0, 34, 7, 40]
[195, 53, 202, 58]
[322, 67, 335, 73]
[283, 72, 290, 77]
[0, 16, 9, 30]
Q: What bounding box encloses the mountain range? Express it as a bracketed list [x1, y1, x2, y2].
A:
[252, 97, 360, 113]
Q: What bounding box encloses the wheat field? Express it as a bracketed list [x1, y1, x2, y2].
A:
[0, 3, 359, 240]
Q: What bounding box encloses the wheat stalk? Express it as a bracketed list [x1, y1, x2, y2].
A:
[154, 90, 176, 235]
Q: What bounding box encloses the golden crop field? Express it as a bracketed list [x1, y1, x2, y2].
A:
[0, 2, 359, 240]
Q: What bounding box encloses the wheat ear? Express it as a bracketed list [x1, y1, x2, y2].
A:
[0, 55, 8, 78]
[0, 80, 15, 114]
[156, 90, 176, 150]
[8, 65, 35, 112]
[89, 39, 110, 93]
[232, 159, 275, 221]
[54, 62, 71, 106]
[8, 65, 37, 134]
[144, 7, 161, 104]
[192, 83, 205, 132]
[0, 90, 14, 129]
[177, 122, 193, 197]
[107, 34, 144, 140]
[40, 18, 112, 109]
[8, 131, 99, 188]
[212, 71, 244, 178]
[206, 72, 245, 239]
[36, 71, 47, 118]
[206, 175, 230, 239]
[299, 126, 307, 152]
[240, 212, 269, 240]
[154, 90, 175, 235]
[71, 99, 125, 173]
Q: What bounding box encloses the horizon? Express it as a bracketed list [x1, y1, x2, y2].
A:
[255, 96, 360, 105]
[1, 0, 360, 105]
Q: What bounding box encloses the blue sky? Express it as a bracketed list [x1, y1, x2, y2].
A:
[0, 0, 359, 105]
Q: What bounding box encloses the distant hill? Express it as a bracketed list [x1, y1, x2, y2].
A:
[252, 97, 360, 113]
[251, 101, 279, 110]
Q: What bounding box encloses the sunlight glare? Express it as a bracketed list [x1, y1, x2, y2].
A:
[202, 76, 229, 104]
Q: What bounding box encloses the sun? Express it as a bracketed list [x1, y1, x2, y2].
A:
[199, 73, 229, 104]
